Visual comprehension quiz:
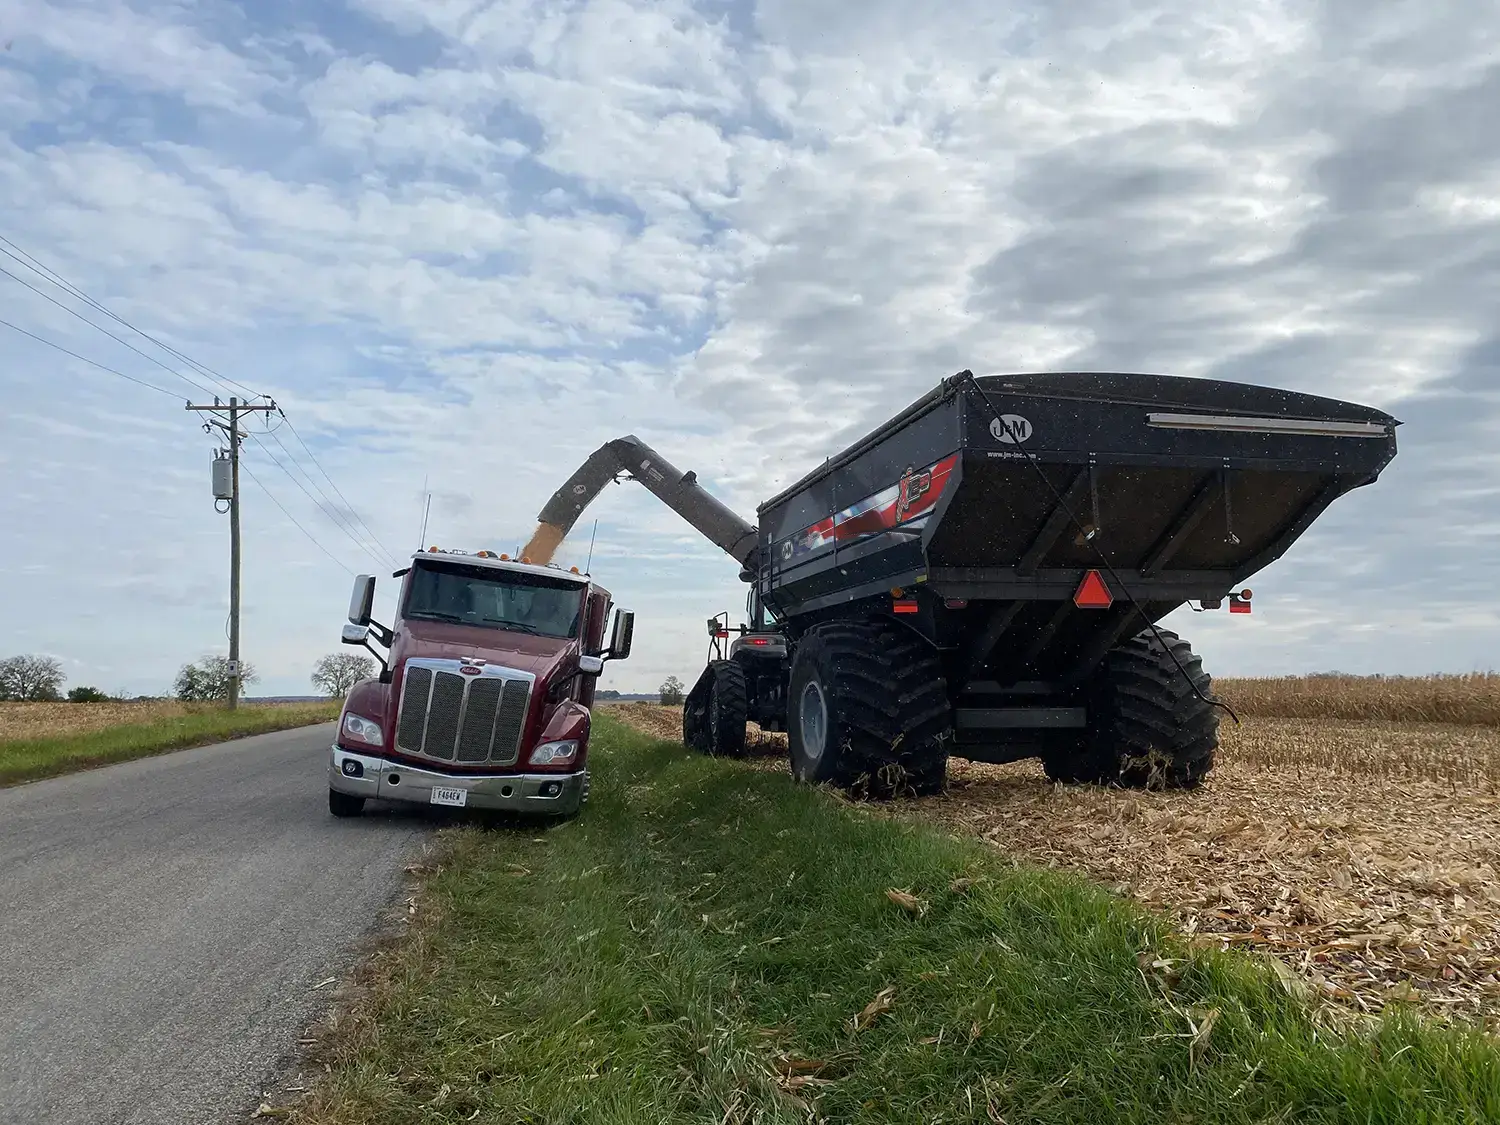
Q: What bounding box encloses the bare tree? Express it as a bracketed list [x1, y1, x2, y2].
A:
[174, 655, 259, 703]
[0, 654, 65, 702]
[311, 653, 376, 699]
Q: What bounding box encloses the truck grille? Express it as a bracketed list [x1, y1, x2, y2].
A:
[394, 659, 535, 766]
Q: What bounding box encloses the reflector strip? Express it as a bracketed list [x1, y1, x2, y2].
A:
[1146, 412, 1390, 438]
[1073, 570, 1113, 609]
[892, 599, 919, 614]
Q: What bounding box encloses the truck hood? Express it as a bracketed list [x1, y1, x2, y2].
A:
[394, 617, 574, 678]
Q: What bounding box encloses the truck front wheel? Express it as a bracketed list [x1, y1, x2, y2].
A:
[787, 620, 951, 799]
[1044, 628, 1219, 789]
[328, 788, 366, 817]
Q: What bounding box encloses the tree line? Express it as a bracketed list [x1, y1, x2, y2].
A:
[0, 652, 378, 703]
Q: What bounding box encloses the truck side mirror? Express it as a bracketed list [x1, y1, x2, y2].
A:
[349, 575, 376, 626]
[609, 609, 635, 660]
[578, 654, 604, 675]
[342, 622, 370, 645]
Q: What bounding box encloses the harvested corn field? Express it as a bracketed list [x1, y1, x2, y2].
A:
[610, 700, 1500, 1030]
[1217, 673, 1500, 727]
[1, 700, 207, 740]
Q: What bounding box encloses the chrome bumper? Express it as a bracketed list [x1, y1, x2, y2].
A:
[328, 746, 588, 815]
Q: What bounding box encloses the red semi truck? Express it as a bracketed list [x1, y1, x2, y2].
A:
[327, 546, 635, 819]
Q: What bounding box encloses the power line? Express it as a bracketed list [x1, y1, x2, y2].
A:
[277, 410, 402, 567]
[264, 424, 399, 569]
[244, 432, 393, 573]
[239, 461, 356, 577]
[0, 261, 221, 399]
[0, 316, 182, 398]
[2, 231, 400, 577]
[0, 234, 390, 571]
[0, 234, 263, 401]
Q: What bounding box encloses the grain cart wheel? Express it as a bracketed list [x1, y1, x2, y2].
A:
[1045, 628, 1219, 790]
[682, 666, 711, 752]
[705, 659, 749, 757]
[682, 661, 747, 756]
[787, 620, 951, 799]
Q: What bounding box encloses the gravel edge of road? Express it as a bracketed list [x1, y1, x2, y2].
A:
[237, 832, 455, 1123]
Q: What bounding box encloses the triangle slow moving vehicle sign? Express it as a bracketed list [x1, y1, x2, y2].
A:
[1073, 569, 1113, 609]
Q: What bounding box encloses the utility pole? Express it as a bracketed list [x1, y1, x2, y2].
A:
[187, 395, 276, 709]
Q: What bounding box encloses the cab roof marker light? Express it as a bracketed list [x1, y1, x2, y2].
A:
[1145, 413, 1391, 438]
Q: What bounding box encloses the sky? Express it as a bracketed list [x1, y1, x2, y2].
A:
[0, 0, 1496, 698]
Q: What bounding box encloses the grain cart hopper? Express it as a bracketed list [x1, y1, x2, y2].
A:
[535, 370, 1399, 797]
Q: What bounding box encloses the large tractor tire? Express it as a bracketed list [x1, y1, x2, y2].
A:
[683, 660, 748, 757]
[787, 619, 951, 799]
[1045, 628, 1218, 790]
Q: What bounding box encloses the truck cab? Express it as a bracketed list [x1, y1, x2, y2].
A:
[326, 547, 634, 819]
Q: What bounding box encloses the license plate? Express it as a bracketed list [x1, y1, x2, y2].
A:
[430, 786, 468, 807]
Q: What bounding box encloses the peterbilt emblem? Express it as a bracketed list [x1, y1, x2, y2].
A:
[458, 657, 485, 675]
[989, 414, 1033, 444]
[459, 665, 481, 675]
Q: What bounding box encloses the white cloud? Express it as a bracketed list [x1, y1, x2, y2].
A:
[1, 0, 281, 113]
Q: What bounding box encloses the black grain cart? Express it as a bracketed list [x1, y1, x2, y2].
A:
[537, 370, 1399, 796]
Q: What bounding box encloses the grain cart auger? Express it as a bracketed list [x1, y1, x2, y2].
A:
[534, 371, 1400, 799]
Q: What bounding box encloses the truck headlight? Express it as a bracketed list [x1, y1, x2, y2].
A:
[530, 739, 578, 766]
[342, 712, 384, 747]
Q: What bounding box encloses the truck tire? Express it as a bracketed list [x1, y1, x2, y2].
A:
[787, 620, 950, 799]
[705, 660, 748, 757]
[1045, 628, 1218, 789]
[328, 788, 366, 817]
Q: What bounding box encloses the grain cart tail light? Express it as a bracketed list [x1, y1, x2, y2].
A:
[1229, 589, 1253, 614]
[892, 598, 919, 614]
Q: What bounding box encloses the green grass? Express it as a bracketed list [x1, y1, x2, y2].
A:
[0, 702, 341, 787]
[300, 716, 1500, 1125]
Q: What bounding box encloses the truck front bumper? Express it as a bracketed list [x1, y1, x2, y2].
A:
[328, 746, 589, 816]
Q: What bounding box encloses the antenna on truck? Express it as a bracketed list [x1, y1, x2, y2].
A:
[958, 371, 1241, 726]
[584, 518, 598, 575]
[416, 474, 432, 551]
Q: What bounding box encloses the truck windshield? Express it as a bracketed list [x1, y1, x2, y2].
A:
[404, 562, 583, 639]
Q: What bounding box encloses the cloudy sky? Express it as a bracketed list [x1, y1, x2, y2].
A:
[1, 0, 1495, 698]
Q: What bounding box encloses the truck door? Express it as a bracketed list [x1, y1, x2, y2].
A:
[577, 588, 611, 708]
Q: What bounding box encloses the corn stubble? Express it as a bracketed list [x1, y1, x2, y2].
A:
[614, 675, 1500, 1030]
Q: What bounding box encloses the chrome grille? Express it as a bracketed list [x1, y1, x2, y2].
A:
[457, 677, 504, 762]
[394, 659, 534, 766]
[397, 667, 432, 748]
[425, 673, 465, 760]
[494, 679, 529, 757]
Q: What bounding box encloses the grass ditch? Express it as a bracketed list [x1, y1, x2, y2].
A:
[0, 701, 341, 787]
[294, 716, 1499, 1124]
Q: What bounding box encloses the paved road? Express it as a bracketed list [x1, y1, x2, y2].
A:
[0, 724, 431, 1125]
